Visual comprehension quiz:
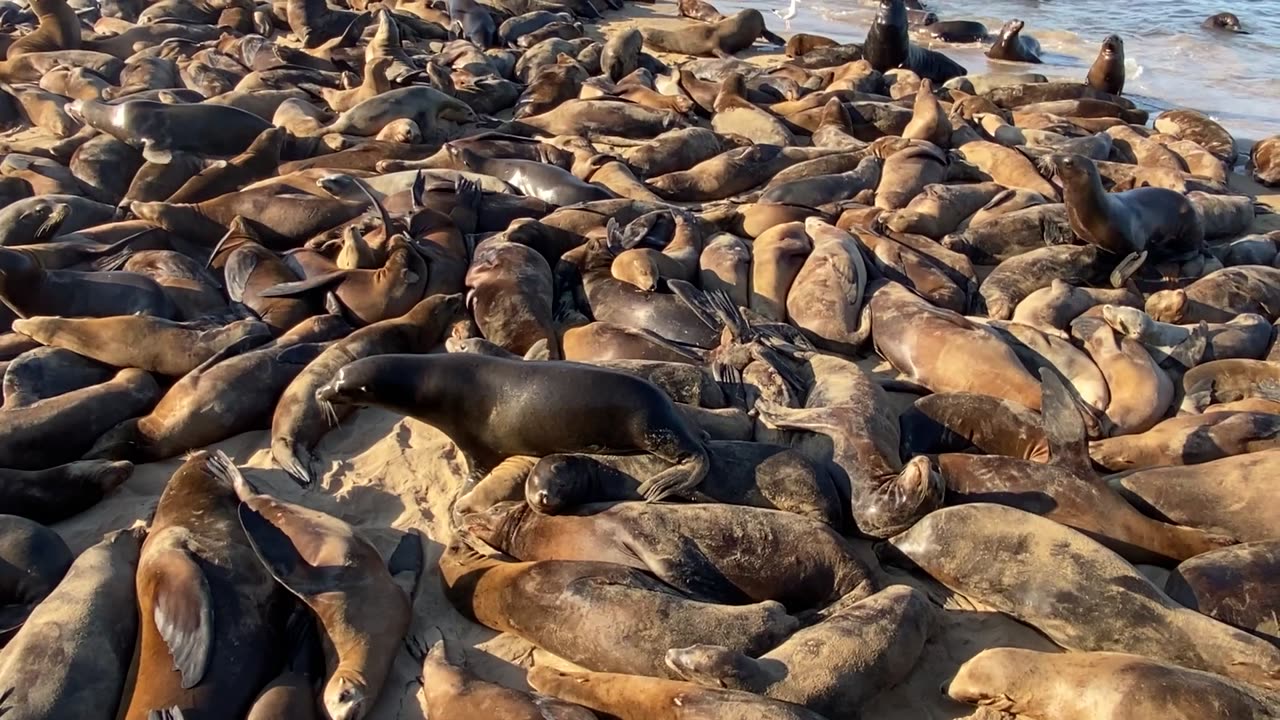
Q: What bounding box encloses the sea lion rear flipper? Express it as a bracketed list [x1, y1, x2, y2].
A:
[258, 270, 351, 297]
[1038, 367, 1093, 477]
[450, 177, 481, 236]
[148, 547, 214, 690]
[668, 279, 723, 332]
[147, 708, 186, 720]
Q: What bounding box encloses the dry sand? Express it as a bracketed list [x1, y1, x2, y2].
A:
[44, 1, 1280, 717]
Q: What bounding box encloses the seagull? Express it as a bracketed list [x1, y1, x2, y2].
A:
[772, 0, 798, 29]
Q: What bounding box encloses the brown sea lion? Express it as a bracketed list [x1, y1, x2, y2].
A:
[121, 452, 289, 720]
[4, 0, 80, 59]
[879, 182, 1005, 240]
[980, 244, 1118, 320]
[699, 232, 751, 308]
[1011, 280, 1142, 338]
[785, 33, 837, 58]
[0, 460, 133, 524]
[750, 221, 811, 321]
[900, 391, 1049, 461]
[466, 239, 559, 357]
[165, 127, 285, 204]
[1154, 109, 1237, 166]
[462, 500, 875, 610]
[0, 528, 142, 720]
[986, 19, 1041, 63]
[0, 247, 180, 321]
[317, 353, 711, 501]
[0, 514, 72, 647]
[784, 218, 867, 354]
[1103, 304, 1272, 363]
[874, 142, 948, 211]
[1146, 266, 1280, 324]
[1165, 541, 1279, 640]
[640, 10, 767, 59]
[234, 468, 414, 720]
[880, 503, 1280, 688]
[1074, 319, 1172, 435]
[947, 649, 1280, 720]
[130, 183, 365, 247]
[1180, 358, 1280, 413]
[207, 217, 319, 333]
[438, 538, 798, 678]
[1086, 34, 1125, 95]
[1251, 135, 1280, 187]
[711, 73, 794, 146]
[528, 666, 827, 720]
[943, 203, 1074, 265]
[665, 585, 934, 717]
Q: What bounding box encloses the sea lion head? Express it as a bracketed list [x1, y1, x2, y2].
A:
[1039, 153, 1096, 186]
[1205, 12, 1248, 33]
[525, 454, 588, 513]
[610, 249, 661, 292]
[24, 200, 70, 242]
[664, 644, 752, 688]
[1099, 34, 1123, 58]
[999, 18, 1025, 38]
[944, 648, 1027, 711]
[457, 500, 526, 550]
[323, 673, 369, 720]
[1100, 304, 1152, 340]
[1144, 288, 1188, 323]
[82, 418, 147, 462]
[315, 357, 393, 408]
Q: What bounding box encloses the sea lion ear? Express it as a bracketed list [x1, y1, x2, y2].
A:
[147, 545, 214, 689]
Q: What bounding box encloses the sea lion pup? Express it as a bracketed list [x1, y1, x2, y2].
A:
[665, 585, 934, 716]
[936, 369, 1233, 565]
[880, 503, 1280, 688]
[754, 347, 944, 538]
[784, 218, 868, 354]
[121, 452, 288, 720]
[1252, 136, 1280, 186]
[12, 315, 272, 377]
[232, 465, 412, 720]
[524, 442, 841, 525]
[438, 537, 798, 677]
[0, 515, 72, 646]
[1181, 358, 1280, 413]
[947, 649, 1280, 720]
[862, 0, 966, 82]
[414, 637, 598, 720]
[83, 319, 343, 463]
[869, 281, 1043, 410]
[0, 368, 159, 470]
[985, 19, 1041, 63]
[1045, 153, 1204, 267]
[462, 500, 876, 611]
[1166, 541, 1279, 640]
[67, 98, 273, 163]
[1146, 266, 1280, 324]
[528, 666, 827, 720]
[640, 9, 767, 58]
[0, 528, 143, 720]
[317, 353, 710, 501]
[1086, 34, 1125, 95]
[4, 0, 80, 59]
[0, 460, 133, 524]
[271, 293, 465, 486]
[900, 79, 952, 147]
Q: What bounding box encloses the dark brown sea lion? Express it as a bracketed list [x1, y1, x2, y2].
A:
[121, 451, 288, 720]
[1146, 266, 1280, 324]
[947, 649, 1280, 720]
[462, 500, 875, 610]
[1165, 541, 1278, 641]
[862, 0, 966, 82]
[12, 315, 271, 378]
[1086, 34, 1125, 95]
[84, 319, 343, 463]
[207, 217, 319, 333]
[0, 528, 143, 720]
[665, 585, 934, 718]
[0, 514, 72, 647]
[438, 538, 797, 678]
[985, 19, 1041, 63]
[0, 247, 180, 322]
[924, 20, 987, 43]
[528, 666, 827, 720]
[525, 441, 840, 525]
[243, 610, 321, 720]
[415, 637, 598, 720]
[980, 244, 1117, 321]
[4, 0, 80, 59]
[68, 98, 273, 163]
[0, 460, 133, 524]
[318, 353, 710, 501]
[234, 470, 415, 720]
[881, 503, 1280, 688]
[270, 293, 465, 486]
[640, 9, 767, 59]
[1, 346, 113, 409]
[165, 127, 285, 204]
[785, 33, 837, 57]
[1180, 358, 1280, 412]
[1252, 136, 1280, 187]
[0, 368, 159, 470]
[465, 239, 559, 358]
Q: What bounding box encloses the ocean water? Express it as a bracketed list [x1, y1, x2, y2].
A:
[737, 0, 1280, 140]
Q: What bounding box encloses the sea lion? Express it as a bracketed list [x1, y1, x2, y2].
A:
[0, 514, 72, 646]
[757, 155, 881, 209]
[438, 538, 798, 678]
[980, 244, 1117, 321]
[784, 33, 836, 57]
[462, 500, 875, 610]
[875, 142, 948, 210]
[524, 441, 841, 524]
[862, 0, 966, 82]
[165, 127, 285, 204]
[640, 10, 767, 59]
[900, 391, 1050, 461]
[755, 348, 944, 538]
[270, 293, 464, 486]
[1146, 266, 1280, 324]
[899, 79, 951, 147]
[0, 460, 133, 524]
[0, 528, 143, 720]
[4, 0, 80, 59]
[665, 585, 934, 717]
[601, 28, 642, 82]
[698, 233, 751, 308]
[1203, 11, 1250, 33]
[121, 451, 288, 720]
[1086, 34, 1125, 95]
[0, 368, 159, 470]
[880, 503, 1280, 688]
[711, 73, 794, 146]
[1011, 281, 1143, 338]
[449, 146, 612, 206]
[1180, 358, 1280, 412]
[528, 666, 827, 720]
[1103, 305, 1272, 363]
[1112, 449, 1279, 542]
[1, 346, 113, 409]
[415, 637, 598, 720]
[1252, 136, 1279, 187]
[317, 354, 710, 501]
[880, 182, 1006, 240]
[234, 469, 414, 720]
[12, 315, 272, 377]
[988, 322, 1113, 417]
[750, 222, 811, 321]
[936, 369, 1233, 565]
[0, 261, 176, 328]
[1074, 319, 1173, 435]
[947, 649, 1280, 720]
[986, 19, 1041, 63]
[68, 98, 273, 163]
[924, 20, 988, 43]
[1165, 541, 1278, 640]
[784, 218, 867, 354]
[1155, 109, 1238, 166]
[466, 239, 559, 357]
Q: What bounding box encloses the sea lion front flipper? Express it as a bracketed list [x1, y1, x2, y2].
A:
[223, 250, 262, 303]
[386, 529, 424, 600]
[237, 498, 345, 599]
[141, 141, 174, 165]
[637, 448, 710, 502]
[523, 338, 551, 360]
[258, 270, 351, 297]
[760, 28, 785, 45]
[148, 546, 214, 690]
[1110, 250, 1147, 288]
[644, 535, 749, 603]
[1165, 321, 1209, 371]
[1038, 367, 1093, 478]
[668, 278, 723, 332]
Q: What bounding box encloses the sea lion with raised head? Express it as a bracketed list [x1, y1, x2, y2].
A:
[863, 0, 966, 82]
[1203, 11, 1250, 33]
[318, 353, 710, 501]
[438, 537, 798, 678]
[1087, 34, 1125, 95]
[4, 0, 80, 59]
[986, 19, 1041, 63]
